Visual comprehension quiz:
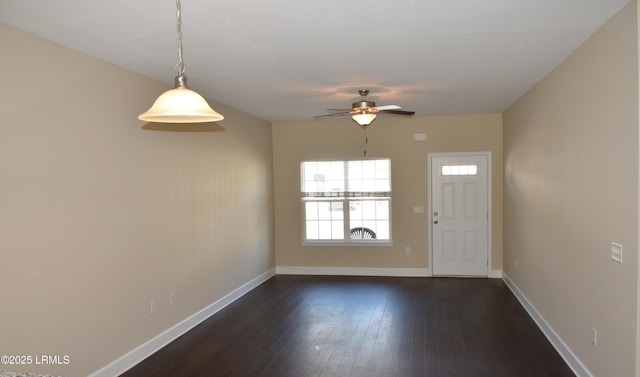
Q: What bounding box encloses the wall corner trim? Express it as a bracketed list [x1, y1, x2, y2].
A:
[502, 274, 594, 377]
[89, 268, 276, 377]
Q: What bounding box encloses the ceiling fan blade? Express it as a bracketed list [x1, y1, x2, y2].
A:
[375, 105, 402, 111]
[313, 112, 351, 119]
[379, 110, 415, 116]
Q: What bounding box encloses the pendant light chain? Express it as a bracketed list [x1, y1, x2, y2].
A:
[363, 129, 368, 157]
[174, 0, 185, 76]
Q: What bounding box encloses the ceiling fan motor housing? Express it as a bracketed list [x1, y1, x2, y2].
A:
[352, 100, 376, 112]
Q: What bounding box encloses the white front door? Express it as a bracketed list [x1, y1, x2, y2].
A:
[430, 154, 489, 276]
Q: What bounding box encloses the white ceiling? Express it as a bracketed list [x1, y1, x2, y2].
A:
[0, 0, 631, 122]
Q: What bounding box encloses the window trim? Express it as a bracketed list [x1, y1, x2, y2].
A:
[300, 158, 393, 246]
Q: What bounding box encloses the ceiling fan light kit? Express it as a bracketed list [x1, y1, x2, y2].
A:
[352, 112, 376, 128]
[139, 0, 223, 123]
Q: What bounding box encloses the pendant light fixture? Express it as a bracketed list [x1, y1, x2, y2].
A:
[139, 0, 223, 123]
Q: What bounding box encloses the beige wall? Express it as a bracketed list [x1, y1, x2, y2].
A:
[0, 24, 274, 376]
[504, 3, 638, 376]
[273, 114, 503, 272]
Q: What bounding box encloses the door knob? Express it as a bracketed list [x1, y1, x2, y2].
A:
[433, 211, 438, 216]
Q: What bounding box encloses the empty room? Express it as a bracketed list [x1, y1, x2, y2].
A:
[1, 0, 638, 376]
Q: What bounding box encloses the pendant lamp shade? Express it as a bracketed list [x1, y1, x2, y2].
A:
[139, 75, 223, 123]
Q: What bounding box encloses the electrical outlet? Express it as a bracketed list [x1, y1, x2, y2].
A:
[150, 301, 157, 315]
[169, 293, 175, 305]
[591, 328, 597, 346]
[515, 260, 519, 269]
[405, 246, 411, 255]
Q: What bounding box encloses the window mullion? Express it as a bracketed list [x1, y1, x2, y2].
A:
[343, 161, 349, 241]
[343, 198, 349, 241]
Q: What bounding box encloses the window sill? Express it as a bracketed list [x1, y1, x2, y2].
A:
[302, 240, 394, 247]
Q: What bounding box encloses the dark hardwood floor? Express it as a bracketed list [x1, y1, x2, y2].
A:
[121, 275, 575, 377]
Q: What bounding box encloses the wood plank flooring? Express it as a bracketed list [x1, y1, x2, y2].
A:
[121, 275, 575, 377]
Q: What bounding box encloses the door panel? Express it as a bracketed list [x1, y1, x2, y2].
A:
[431, 155, 489, 276]
[463, 183, 476, 218]
[443, 231, 455, 260]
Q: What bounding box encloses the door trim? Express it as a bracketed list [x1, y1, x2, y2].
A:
[427, 152, 492, 277]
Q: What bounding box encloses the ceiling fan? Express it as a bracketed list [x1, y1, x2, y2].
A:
[314, 89, 415, 128]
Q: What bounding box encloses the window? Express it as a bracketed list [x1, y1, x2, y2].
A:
[301, 159, 391, 243]
[441, 164, 478, 176]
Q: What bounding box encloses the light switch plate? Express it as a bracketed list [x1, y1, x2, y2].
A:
[413, 133, 427, 142]
[611, 242, 623, 263]
[413, 206, 424, 213]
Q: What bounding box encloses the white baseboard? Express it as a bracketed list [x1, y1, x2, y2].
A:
[276, 265, 432, 277]
[277, 266, 503, 279]
[89, 268, 276, 377]
[502, 273, 592, 377]
[488, 269, 503, 278]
